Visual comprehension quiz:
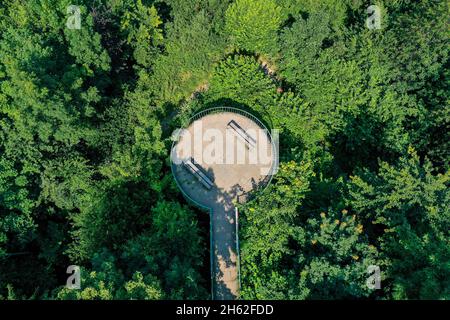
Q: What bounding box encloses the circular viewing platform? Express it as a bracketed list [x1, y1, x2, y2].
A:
[171, 107, 276, 208]
[170, 107, 277, 300]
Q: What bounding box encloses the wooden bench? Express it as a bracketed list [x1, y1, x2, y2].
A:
[227, 120, 257, 149]
[182, 157, 214, 190]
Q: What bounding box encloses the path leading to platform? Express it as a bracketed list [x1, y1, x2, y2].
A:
[211, 201, 238, 300]
[171, 109, 275, 300]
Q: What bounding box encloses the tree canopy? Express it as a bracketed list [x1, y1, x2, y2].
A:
[0, 0, 448, 300]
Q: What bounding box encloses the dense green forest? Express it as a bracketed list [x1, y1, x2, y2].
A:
[0, 0, 448, 300]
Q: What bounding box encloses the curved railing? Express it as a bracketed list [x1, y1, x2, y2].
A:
[177, 106, 277, 180]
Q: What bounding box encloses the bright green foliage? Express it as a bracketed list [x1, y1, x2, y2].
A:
[276, 0, 355, 33]
[0, 0, 111, 296]
[0, 0, 206, 300]
[240, 162, 381, 299]
[237, 0, 448, 300]
[267, 92, 326, 158]
[120, 201, 207, 299]
[348, 148, 449, 299]
[294, 209, 380, 299]
[0, 0, 448, 301]
[40, 158, 92, 211]
[121, 272, 163, 300]
[151, 1, 228, 103]
[56, 253, 120, 300]
[239, 161, 313, 299]
[120, 0, 163, 67]
[206, 55, 276, 113]
[241, 161, 314, 259]
[225, 0, 282, 56]
[67, 181, 154, 262]
[278, 8, 440, 171]
[56, 252, 164, 300]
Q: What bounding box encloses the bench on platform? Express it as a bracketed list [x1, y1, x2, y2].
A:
[227, 120, 256, 149]
[182, 157, 214, 190]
